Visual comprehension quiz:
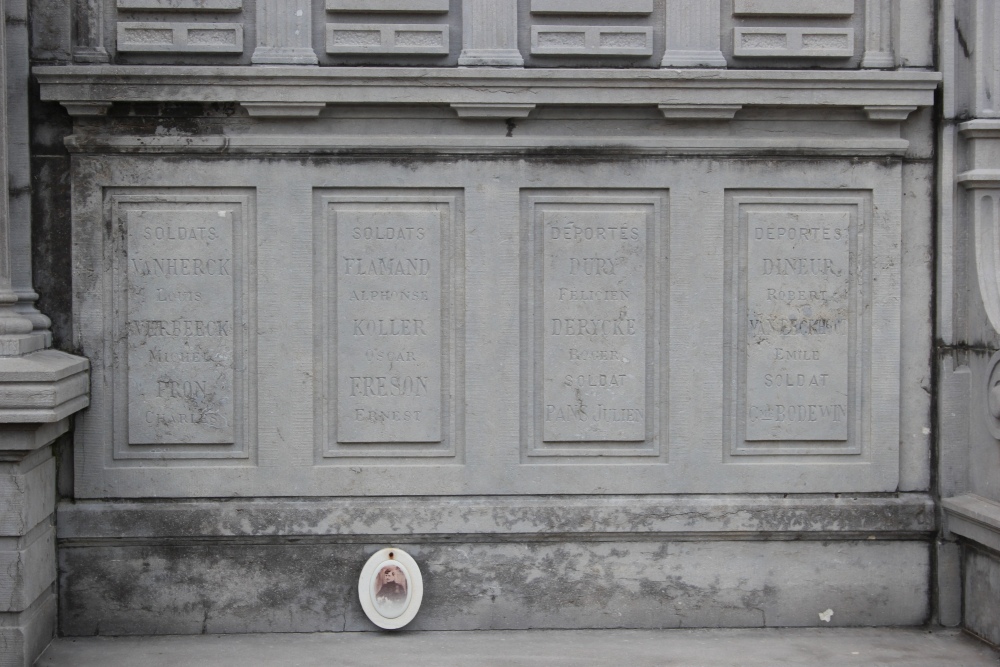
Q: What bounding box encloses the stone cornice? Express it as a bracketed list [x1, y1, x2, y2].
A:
[35, 66, 940, 117]
[58, 494, 936, 542]
[943, 494, 1000, 554]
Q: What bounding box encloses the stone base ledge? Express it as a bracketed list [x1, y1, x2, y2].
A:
[943, 494, 1000, 553]
[0, 350, 89, 429]
[58, 494, 935, 543]
[57, 539, 931, 634]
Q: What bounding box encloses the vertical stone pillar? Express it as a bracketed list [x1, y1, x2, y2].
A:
[861, 0, 894, 69]
[7, 0, 50, 339]
[72, 0, 109, 63]
[458, 0, 523, 67]
[661, 0, 727, 68]
[252, 0, 318, 65]
[0, 1, 90, 664]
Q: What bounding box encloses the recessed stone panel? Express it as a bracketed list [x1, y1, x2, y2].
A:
[315, 192, 463, 461]
[126, 209, 235, 445]
[733, 28, 854, 58]
[728, 195, 869, 458]
[542, 209, 647, 442]
[336, 207, 443, 443]
[109, 193, 254, 463]
[523, 193, 663, 460]
[744, 210, 850, 441]
[117, 22, 244, 53]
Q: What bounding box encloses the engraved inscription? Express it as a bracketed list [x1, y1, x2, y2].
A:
[542, 209, 646, 441]
[127, 210, 235, 444]
[337, 209, 442, 442]
[745, 210, 850, 441]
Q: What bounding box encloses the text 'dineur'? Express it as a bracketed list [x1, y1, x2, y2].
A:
[745, 210, 850, 441]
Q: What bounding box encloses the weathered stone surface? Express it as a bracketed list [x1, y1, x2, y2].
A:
[125, 209, 235, 445]
[20, 0, 954, 643]
[58, 539, 930, 635]
[0, 589, 56, 667]
[964, 545, 1000, 647]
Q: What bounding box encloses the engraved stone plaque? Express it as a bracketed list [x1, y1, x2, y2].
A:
[745, 210, 850, 441]
[336, 208, 442, 442]
[542, 209, 646, 442]
[127, 209, 235, 445]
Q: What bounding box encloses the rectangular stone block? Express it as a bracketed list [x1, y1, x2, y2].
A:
[964, 546, 1000, 646]
[523, 193, 663, 458]
[531, 26, 653, 56]
[531, 0, 653, 14]
[0, 590, 56, 667]
[315, 192, 463, 459]
[0, 455, 54, 537]
[733, 0, 853, 16]
[0, 524, 55, 613]
[126, 210, 234, 446]
[110, 193, 254, 461]
[117, 0, 243, 10]
[728, 194, 868, 457]
[336, 208, 442, 443]
[116, 22, 244, 53]
[326, 24, 449, 54]
[326, 0, 449, 12]
[542, 209, 647, 442]
[744, 210, 850, 441]
[734, 28, 854, 58]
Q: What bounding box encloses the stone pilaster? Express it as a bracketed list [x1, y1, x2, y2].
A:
[860, 0, 894, 69]
[661, 0, 726, 68]
[72, 0, 109, 63]
[458, 0, 523, 67]
[251, 0, 318, 65]
[7, 0, 49, 338]
[0, 2, 90, 664]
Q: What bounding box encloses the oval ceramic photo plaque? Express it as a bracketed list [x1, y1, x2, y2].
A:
[358, 548, 423, 629]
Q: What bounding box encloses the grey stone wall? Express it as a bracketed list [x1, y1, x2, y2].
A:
[22, 0, 957, 641]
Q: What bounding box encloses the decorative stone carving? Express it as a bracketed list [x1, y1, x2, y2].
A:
[327, 24, 449, 55]
[531, 26, 653, 57]
[733, 28, 853, 59]
[117, 22, 244, 53]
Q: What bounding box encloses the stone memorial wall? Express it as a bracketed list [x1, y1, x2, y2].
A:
[17, 0, 985, 652]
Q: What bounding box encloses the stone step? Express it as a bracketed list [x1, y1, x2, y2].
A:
[36, 628, 1000, 667]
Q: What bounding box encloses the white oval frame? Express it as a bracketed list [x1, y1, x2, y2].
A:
[358, 548, 423, 630]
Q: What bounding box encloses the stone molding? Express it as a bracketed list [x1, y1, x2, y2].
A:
[60, 134, 914, 158]
[943, 494, 1000, 554]
[58, 494, 935, 542]
[36, 66, 940, 113]
[0, 351, 89, 427]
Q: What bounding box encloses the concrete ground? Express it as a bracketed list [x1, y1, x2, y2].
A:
[36, 628, 1000, 667]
